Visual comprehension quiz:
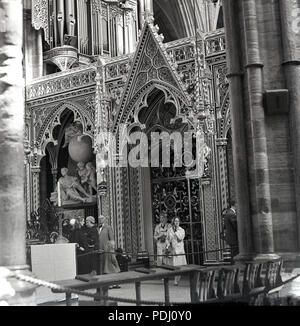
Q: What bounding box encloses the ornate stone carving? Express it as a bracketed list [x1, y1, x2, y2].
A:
[32, 101, 94, 157]
[26, 67, 96, 101]
[205, 29, 226, 56]
[32, 0, 50, 44]
[56, 167, 96, 205]
[112, 23, 192, 133]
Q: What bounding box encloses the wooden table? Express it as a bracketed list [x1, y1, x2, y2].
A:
[52, 264, 203, 306]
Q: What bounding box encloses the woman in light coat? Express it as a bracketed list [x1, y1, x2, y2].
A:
[165, 217, 187, 285]
[154, 213, 171, 266]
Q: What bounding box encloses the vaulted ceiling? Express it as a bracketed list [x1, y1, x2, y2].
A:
[153, 0, 223, 42]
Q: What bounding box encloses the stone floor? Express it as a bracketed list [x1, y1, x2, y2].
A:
[279, 269, 300, 298]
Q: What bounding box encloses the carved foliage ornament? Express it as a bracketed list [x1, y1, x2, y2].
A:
[32, 0, 50, 45]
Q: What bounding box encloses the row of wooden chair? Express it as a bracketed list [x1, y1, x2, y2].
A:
[197, 259, 284, 304]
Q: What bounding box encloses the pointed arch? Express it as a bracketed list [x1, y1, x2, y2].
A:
[36, 101, 95, 161]
[111, 22, 191, 134]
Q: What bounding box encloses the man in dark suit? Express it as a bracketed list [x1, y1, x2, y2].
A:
[223, 201, 239, 263]
[98, 215, 114, 275]
[85, 216, 99, 275]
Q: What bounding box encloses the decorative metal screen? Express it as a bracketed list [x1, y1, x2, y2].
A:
[151, 166, 204, 265]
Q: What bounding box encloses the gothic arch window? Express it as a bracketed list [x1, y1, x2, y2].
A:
[216, 6, 224, 29]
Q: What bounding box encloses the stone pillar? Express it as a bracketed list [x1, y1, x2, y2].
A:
[241, 0, 278, 260]
[223, 0, 280, 261]
[31, 167, 41, 212]
[279, 0, 300, 252]
[23, 8, 43, 82]
[216, 139, 229, 211]
[223, 0, 255, 260]
[51, 168, 58, 191]
[0, 0, 36, 305]
[95, 60, 112, 220]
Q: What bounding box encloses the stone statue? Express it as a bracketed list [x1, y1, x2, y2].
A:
[77, 161, 89, 192]
[85, 162, 97, 195]
[58, 167, 93, 204]
[63, 122, 83, 148]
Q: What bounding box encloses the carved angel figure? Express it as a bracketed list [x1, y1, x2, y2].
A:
[85, 162, 97, 195]
[77, 161, 89, 191]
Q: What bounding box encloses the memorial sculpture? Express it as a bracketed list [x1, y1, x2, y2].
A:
[85, 162, 97, 195]
[55, 167, 96, 206]
[77, 161, 89, 192]
[77, 161, 97, 195]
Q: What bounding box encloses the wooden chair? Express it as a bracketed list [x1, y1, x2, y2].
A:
[216, 266, 242, 300]
[197, 267, 219, 302]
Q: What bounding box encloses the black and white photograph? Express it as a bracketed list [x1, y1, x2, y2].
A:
[0, 0, 300, 313]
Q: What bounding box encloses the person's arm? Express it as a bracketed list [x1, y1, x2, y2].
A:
[174, 228, 185, 242]
[107, 226, 114, 242]
[154, 225, 160, 241]
[165, 228, 173, 250]
[79, 232, 88, 251]
[93, 229, 100, 250]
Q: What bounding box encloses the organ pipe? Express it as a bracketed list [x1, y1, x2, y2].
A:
[65, 0, 76, 36]
[46, 0, 138, 57]
[56, 0, 65, 46]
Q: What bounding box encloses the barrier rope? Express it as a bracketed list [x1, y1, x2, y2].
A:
[8, 263, 300, 306]
[76, 246, 236, 259]
[10, 272, 190, 306]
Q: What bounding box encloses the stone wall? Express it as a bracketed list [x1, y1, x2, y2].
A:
[223, 0, 300, 260]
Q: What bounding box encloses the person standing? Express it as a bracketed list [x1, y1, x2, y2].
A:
[222, 201, 239, 264]
[98, 215, 115, 275]
[154, 213, 171, 266]
[85, 216, 99, 275]
[69, 217, 89, 275]
[103, 240, 120, 275]
[165, 217, 187, 286]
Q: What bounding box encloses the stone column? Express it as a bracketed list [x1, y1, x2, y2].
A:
[52, 168, 58, 190]
[241, 0, 278, 260]
[31, 167, 41, 212]
[0, 0, 36, 305]
[279, 0, 300, 251]
[95, 60, 111, 219]
[23, 8, 43, 82]
[216, 139, 229, 211]
[223, 0, 255, 260]
[224, 0, 280, 261]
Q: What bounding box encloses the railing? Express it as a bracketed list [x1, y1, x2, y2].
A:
[8, 257, 300, 306]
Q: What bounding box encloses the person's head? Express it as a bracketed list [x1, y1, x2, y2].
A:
[98, 215, 107, 226]
[86, 162, 94, 171]
[86, 216, 95, 228]
[70, 217, 84, 229]
[230, 200, 236, 209]
[159, 213, 167, 225]
[77, 162, 85, 170]
[61, 167, 68, 176]
[172, 217, 180, 228]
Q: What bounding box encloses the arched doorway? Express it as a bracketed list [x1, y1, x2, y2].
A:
[28, 104, 98, 243]
[125, 88, 205, 264]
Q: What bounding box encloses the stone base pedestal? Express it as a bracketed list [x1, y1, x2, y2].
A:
[234, 252, 281, 263]
[6, 265, 37, 306]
